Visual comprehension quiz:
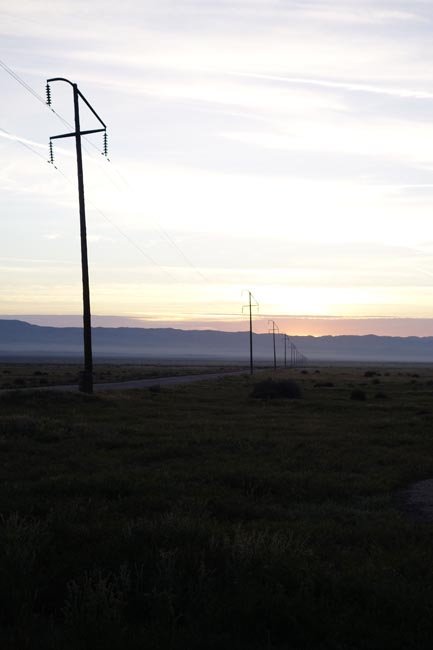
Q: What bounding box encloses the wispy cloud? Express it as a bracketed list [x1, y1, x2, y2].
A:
[223, 71, 433, 101]
[0, 129, 47, 150]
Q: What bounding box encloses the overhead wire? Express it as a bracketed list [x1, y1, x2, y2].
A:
[0, 56, 209, 282]
[0, 125, 178, 281]
[0, 58, 109, 160]
[85, 199, 179, 282]
[100, 156, 210, 281]
[0, 121, 249, 311]
[0, 58, 47, 107]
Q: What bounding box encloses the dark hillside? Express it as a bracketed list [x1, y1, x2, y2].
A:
[1, 320, 433, 362]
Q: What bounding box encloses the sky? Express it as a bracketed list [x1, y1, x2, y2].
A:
[3, 0, 433, 335]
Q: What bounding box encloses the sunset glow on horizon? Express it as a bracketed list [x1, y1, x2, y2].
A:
[3, 1, 433, 336]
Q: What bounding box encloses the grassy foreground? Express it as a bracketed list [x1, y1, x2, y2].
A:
[1, 367, 433, 649]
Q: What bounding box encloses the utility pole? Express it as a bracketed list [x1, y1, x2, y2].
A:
[46, 77, 108, 394]
[284, 334, 288, 368]
[242, 291, 259, 375]
[268, 320, 279, 370]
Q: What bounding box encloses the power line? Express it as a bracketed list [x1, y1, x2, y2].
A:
[0, 58, 122, 177]
[157, 226, 209, 282]
[0, 125, 177, 281]
[0, 58, 47, 106]
[86, 198, 178, 282]
[48, 159, 179, 282]
[0, 57, 209, 283]
[0, 61, 187, 283]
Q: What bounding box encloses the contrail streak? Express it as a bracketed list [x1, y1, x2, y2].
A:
[222, 70, 433, 100]
[0, 129, 46, 150]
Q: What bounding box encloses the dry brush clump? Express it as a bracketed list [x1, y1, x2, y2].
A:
[250, 378, 302, 400]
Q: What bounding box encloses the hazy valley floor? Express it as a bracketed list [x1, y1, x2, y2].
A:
[0, 363, 245, 391]
[1, 366, 433, 649]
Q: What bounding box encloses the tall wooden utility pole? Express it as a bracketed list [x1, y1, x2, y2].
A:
[46, 77, 108, 393]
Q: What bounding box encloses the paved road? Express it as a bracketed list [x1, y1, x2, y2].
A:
[1, 370, 247, 394]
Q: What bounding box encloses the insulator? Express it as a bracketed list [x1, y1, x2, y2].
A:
[103, 131, 108, 157]
[46, 83, 52, 106]
[48, 140, 54, 164]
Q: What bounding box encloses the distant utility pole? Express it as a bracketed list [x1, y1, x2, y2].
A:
[46, 77, 108, 394]
[268, 320, 279, 370]
[242, 291, 259, 375]
[284, 334, 289, 368]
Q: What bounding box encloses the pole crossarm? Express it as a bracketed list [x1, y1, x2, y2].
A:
[267, 320, 279, 335]
[50, 128, 105, 140]
[241, 289, 259, 313]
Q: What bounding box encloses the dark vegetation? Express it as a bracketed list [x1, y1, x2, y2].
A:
[1, 366, 433, 649]
[350, 388, 367, 401]
[364, 370, 381, 378]
[250, 378, 302, 399]
[314, 381, 334, 388]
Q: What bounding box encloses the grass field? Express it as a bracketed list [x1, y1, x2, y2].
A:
[1, 365, 433, 649]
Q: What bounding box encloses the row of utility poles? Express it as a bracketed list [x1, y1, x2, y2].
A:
[243, 291, 308, 375]
[45, 77, 307, 392]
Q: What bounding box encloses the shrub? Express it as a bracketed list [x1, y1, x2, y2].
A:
[314, 382, 334, 388]
[375, 392, 388, 399]
[350, 389, 366, 401]
[251, 379, 302, 400]
[364, 370, 381, 378]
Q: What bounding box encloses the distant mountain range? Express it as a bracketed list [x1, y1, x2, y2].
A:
[1, 319, 433, 363]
